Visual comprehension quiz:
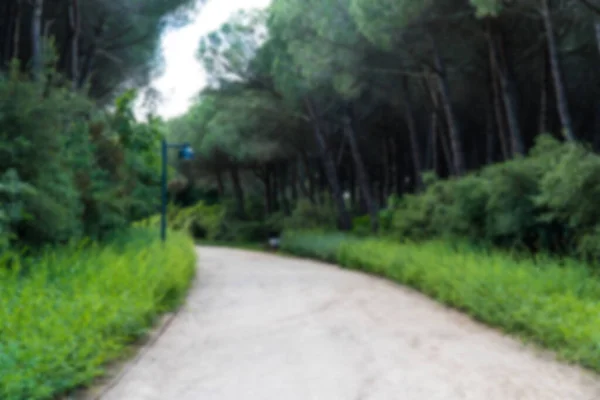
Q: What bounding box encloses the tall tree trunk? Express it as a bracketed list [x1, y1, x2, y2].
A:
[317, 164, 326, 205]
[344, 110, 378, 232]
[400, 77, 424, 188]
[490, 47, 511, 160]
[488, 24, 524, 155]
[297, 155, 314, 203]
[539, 48, 549, 134]
[349, 158, 357, 211]
[78, 44, 95, 88]
[432, 40, 466, 175]
[271, 163, 280, 211]
[389, 135, 399, 194]
[278, 162, 290, 215]
[425, 73, 453, 175]
[541, 0, 575, 141]
[426, 113, 439, 174]
[290, 161, 298, 203]
[13, 0, 22, 60]
[305, 99, 352, 230]
[594, 102, 600, 151]
[31, 0, 44, 80]
[1, 1, 14, 63]
[306, 159, 316, 203]
[595, 21, 600, 56]
[78, 16, 106, 89]
[215, 170, 225, 196]
[382, 136, 390, 199]
[431, 123, 439, 175]
[230, 166, 245, 218]
[440, 127, 453, 177]
[68, 0, 80, 90]
[262, 165, 273, 214]
[387, 136, 396, 195]
[486, 103, 496, 164]
[395, 137, 405, 193]
[1, 1, 13, 63]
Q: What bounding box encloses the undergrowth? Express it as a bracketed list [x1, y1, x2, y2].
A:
[0, 228, 196, 400]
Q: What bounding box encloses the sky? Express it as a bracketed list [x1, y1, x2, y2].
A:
[146, 0, 272, 120]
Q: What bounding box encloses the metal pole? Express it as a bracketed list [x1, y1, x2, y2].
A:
[160, 138, 168, 242]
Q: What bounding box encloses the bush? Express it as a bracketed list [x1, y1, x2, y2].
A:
[0, 70, 163, 248]
[283, 199, 337, 231]
[0, 69, 90, 244]
[0, 228, 196, 399]
[390, 135, 600, 258]
[135, 201, 226, 240]
[281, 231, 600, 372]
[169, 202, 225, 240]
[352, 215, 371, 236]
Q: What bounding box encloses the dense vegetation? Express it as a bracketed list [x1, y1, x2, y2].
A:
[168, 0, 600, 260]
[4, 0, 600, 395]
[0, 1, 200, 398]
[0, 229, 195, 399]
[0, 0, 206, 249]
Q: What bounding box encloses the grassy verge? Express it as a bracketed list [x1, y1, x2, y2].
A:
[195, 239, 263, 252]
[282, 231, 600, 372]
[0, 228, 196, 400]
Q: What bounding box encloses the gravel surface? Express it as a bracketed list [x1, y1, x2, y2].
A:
[100, 247, 600, 400]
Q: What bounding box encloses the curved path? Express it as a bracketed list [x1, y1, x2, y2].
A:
[101, 247, 600, 399]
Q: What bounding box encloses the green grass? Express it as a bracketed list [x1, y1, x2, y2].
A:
[0, 228, 196, 400]
[195, 239, 263, 252]
[282, 231, 600, 372]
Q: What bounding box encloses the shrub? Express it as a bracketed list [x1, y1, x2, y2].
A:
[283, 199, 337, 231]
[0, 71, 163, 248]
[390, 135, 600, 258]
[352, 215, 371, 236]
[135, 201, 226, 240]
[0, 228, 196, 399]
[281, 231, 600, 372]
[0, 70, 90, 244]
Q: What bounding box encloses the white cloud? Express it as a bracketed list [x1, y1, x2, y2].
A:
[141, 0, 272, 120]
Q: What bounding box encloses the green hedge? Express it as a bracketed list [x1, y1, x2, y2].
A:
[282, 231, 600, 372]
[0, 228, 196, 399]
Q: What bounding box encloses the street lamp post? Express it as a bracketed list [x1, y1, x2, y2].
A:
[161, 138, 194, 242]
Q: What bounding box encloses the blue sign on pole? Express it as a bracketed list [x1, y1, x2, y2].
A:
[161, 141, 194, 242]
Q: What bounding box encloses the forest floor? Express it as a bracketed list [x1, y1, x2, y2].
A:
[97, 247, 600, 400]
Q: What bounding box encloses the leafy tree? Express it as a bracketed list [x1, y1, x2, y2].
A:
[167, 0, 600, 245]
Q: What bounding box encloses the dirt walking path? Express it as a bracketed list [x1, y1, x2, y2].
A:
[100, 247, 600, 399]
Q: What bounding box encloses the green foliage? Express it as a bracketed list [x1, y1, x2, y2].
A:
[0, 71, 89, 243]
[282, 230, 352, 262]
[0, 169, 35, 248]
[0, 72, 163, 247]
[136, 199, 284, 243]
[283, 199, 338, 231]
[377, 194, 400, 233]
[282, 231, 600, 372]
[0, 228, 196, 399]
[389, 135, 600, 258]
[135, 202, 226, 240]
